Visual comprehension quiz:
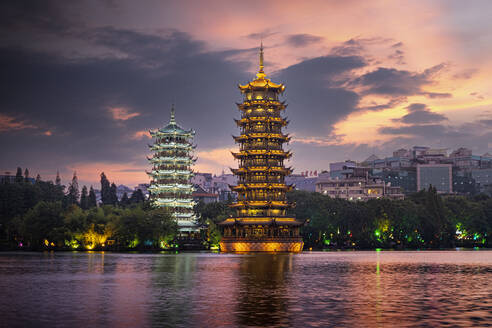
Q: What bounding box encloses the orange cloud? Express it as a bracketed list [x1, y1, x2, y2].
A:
[0, 114, 37, 132]
[132, 130, 151, 140]
[195, 147, 236, 174]
[108, 107, 140, 121]
[43, 130, 53, 136]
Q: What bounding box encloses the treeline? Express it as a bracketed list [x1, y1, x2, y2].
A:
[0, 168, 175, 250]
[194, 189, 492, 249]
[288, 189, 492, 249]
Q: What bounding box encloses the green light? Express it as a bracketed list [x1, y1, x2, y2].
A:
[374, 230, 381, 237]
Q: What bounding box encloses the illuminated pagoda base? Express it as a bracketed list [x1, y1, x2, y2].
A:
[219, 44, 304, 252]
[147, 105, 201, 241]
[219, 219, 303, 252]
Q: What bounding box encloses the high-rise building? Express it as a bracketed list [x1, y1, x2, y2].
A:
[417, 164, 453, 193]
[147, 106, 199, 237]
[219, 44, 304, 252]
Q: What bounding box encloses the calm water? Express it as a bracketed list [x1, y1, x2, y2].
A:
[1, 251, 492, 327]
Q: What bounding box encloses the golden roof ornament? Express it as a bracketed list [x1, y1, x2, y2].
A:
[170, 103, 176, 124]
[238, 42, 285, 92]
[256, 41, 266, 80]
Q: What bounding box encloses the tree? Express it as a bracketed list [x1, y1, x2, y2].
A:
[80, 186, 89, 210]
[55, 171, 61, 186]
[110, 183, 118, 206]
[21, 201, 65, 249]
[100, 172, 111, 205]
[66, 172, 80, 207]
[35, 174, 41, 183]
[130, 189, 145, 204]
[15, 167, 23, 183]
[88, 186, 97, 208]
[24, 168, 30, 183]
[120, 192, 130, 207]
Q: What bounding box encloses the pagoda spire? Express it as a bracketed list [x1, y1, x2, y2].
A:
[170, 103, 176, 124]
[256, 42, 266, 79]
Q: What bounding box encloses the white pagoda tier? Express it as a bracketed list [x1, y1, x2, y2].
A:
[147, 105, 199, 235]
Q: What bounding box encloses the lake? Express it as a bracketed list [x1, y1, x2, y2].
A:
[1, 250, 491, 327]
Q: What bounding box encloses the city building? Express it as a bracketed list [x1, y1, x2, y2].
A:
[219, 45, 304, 252]
[316, 169, 404, 201]
[372, 168, 417, 194]
[191, 172, 213, 192]
[285, 174, 317, 192]
[471, 168, 492, 194]
[147, 106, 199, 237]
[192, 185, 219, 204]
[329, 161, 356, 179]
[417, 164, 452, 193]
[0, 173, 35, 184]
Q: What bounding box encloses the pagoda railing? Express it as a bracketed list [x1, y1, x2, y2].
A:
[237, 196, 286, 201]
[241, 144, 283, 151]
[153, 179, 190, 185]
[243, 127, 282, 134]
[238, 178, 285, 183]
[221, 237, 302, 242]
[241, 160, 284, 166]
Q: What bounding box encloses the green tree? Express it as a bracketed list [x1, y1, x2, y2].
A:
[120, 192, 130, 207]
[110, 183, 118, 206]
[55, 171, 61, 186]
[88, 186, 97, 208]
[66, 172, 80, 207]
[24, 168, 30, 183]
[100, 172, 111, 205]
[15, 167, 23, 183]
[130, 189, 145, 204]
[80, 186, 89, 210]
[21, 201, 65, 249]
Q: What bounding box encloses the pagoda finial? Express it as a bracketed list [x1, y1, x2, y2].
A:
[170, 103, 176, 124]
[256, 42, 266, 79]
[259, 41, 264, 73]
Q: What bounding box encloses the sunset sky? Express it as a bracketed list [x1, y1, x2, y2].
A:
[1, 0, 491, 188]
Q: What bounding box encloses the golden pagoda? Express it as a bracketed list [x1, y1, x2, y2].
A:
[219, 44, 304, 252]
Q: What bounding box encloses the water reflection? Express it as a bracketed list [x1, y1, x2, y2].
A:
[236, 254, 293, 327]
[1, 251, 492, 327]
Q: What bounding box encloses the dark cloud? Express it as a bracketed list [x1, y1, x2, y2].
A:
[330, 37, 391, 56]
[380, 124, 455, 137]
[351, 64, 451, 98]
[391, 42, 403, 48]
[0, 25, 250, 175]
[274, 55, 366, 134]
[285, 34, 323, 47]
[244, 30, 278, 40]
[387, 49, 405, 65]
[396, 104, 448, 124]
